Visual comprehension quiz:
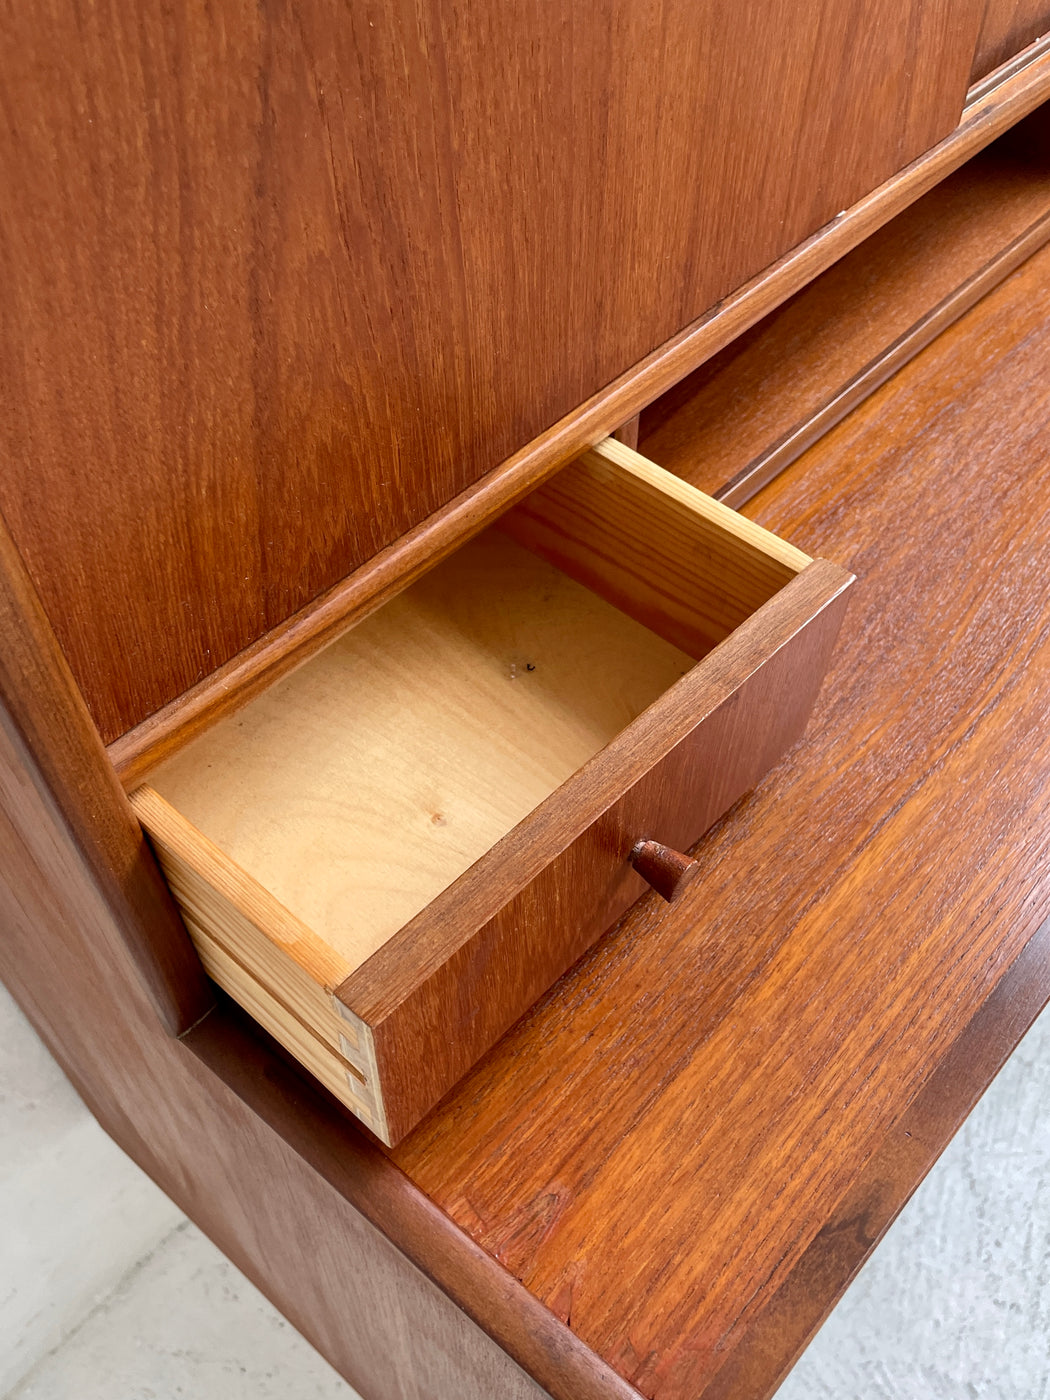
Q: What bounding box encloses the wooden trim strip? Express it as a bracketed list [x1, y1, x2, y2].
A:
[714, 206, 1050, 510]
[967, 31, 1050, 106]
[107, 49, 1050, 789]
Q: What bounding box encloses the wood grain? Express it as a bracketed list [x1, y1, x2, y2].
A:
[697, 916, 1050, 1400]
[6, 23, 1050, 1400]
[0, 0, 984, 749]
[7, 155, 1050, 1400]
[103, 48, 1050, 790]
[639, 124, 1050, 503]
[501, 441, 808, 658]
[972, 0, 1050, 81]
[0, 512, 211, 1037]
[388, 237, 1050, 1397]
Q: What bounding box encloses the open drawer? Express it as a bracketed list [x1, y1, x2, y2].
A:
[132, 439, 853, 1144]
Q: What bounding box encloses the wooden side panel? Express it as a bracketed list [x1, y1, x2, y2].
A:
[972, 1, 1050, 81]
[0, 0, 979, 742]
[0, 504, 631, 1400]
[342, 563, 852, 1143]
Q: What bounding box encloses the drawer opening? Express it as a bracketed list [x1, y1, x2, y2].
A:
[140, 439, 809, 980]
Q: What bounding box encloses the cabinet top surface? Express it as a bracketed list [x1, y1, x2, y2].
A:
[388, 241, 1050, 1397]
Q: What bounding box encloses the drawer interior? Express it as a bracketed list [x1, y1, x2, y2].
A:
[144, 440, 809, 976]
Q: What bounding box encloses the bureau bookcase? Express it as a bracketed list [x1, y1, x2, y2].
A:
[3, 6, 1050, 1399]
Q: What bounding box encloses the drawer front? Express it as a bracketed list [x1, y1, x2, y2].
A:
[339, 560, 851, 1143]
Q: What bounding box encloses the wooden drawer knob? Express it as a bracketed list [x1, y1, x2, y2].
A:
[630, 839, 701, 903]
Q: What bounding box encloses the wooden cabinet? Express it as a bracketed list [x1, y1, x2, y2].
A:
[1, 0, 983, 745]
[5, 12, 1050, 1400]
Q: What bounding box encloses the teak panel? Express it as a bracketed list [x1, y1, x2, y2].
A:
[104, 52, 1050, 790]
[0, 0, 982, 742]
[696, 916, 1050, 1400]
[389, 239, 1050, 1396]
[639, 123, 1050, 501]
[972, 0, 1050, 81]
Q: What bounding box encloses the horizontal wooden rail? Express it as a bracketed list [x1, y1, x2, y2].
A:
[713, 206, 1050, 509]
[967, 31, 1050, 105]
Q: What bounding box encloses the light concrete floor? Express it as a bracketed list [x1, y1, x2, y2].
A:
[775, 998, 1050, 1400]
[3, 980, 1048, 1399]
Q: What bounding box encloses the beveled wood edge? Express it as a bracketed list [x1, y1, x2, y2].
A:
[0, 512, 214, 1036]
[967, 31, 1050, 105]
[587, 440, 813, 572]
[185, 1000, 647, 1400]
[695, 914, 1050, 1400]
[338, 559, 855, 1022]
[715, 205, 1050, 510]
[106, 48, 1050, 790]
[130, 785, 353, 992]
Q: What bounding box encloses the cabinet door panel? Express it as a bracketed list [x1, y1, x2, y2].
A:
[972, 1, 1050, 83]
[0, 0, 982, 740]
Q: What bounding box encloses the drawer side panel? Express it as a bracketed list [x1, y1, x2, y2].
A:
[147, 833, 393, 1140]
[191, 926, 384, 1133]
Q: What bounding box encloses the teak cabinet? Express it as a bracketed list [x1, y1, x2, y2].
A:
[4, 7, 1050, 1400]
[0, 0, 991, 743]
